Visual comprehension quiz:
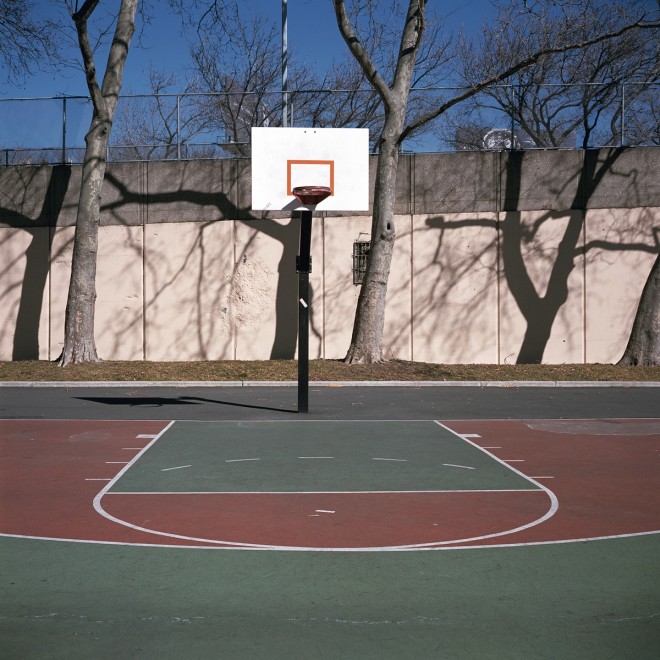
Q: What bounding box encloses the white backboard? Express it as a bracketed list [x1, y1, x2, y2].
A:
[251, 127, 369, 211]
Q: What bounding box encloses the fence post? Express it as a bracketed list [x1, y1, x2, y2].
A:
[62, 96, 67, 164]
[510, 82, 516, 149]
[177, 95, 181, 160]
[621, 82, 626, 147]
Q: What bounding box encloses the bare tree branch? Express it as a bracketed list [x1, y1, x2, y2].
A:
[332, 0, 393, 105]
[72, 0, 106, 117]
[0, 0, 60, 83]
[401, 19, 660, 143]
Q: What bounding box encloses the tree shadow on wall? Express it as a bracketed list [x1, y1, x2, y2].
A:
[418, 214, 499, 362]
[503, 148, 630, 364]
[0, 166, 71, 360]
[424, 148, 658, 364]
[104, 168, 316, 360]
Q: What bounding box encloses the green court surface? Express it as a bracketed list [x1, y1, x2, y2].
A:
[2, 534, 659, 659]
[2, 415, 659, 657]
[113, 421, 536, 493]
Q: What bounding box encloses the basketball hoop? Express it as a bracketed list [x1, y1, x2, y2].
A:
[250, 127, 369, 413]
[292, 185, 332, 206]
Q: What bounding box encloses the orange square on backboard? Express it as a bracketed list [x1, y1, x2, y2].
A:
[286, 160, 334, 196]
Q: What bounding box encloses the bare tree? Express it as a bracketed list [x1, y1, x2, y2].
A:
[112, 70, 208, 160]
[622, 81, 660, 146]
[333, 0, 428, 363]
[58, 0, 139, 366]
[292, 59, 387, 137]
[334, 0, 660, 363]
[448, 1, 659, 150]
[0, 0, 59, 84]
[186, 0, 308, 156]
[185, 0, 397, 156]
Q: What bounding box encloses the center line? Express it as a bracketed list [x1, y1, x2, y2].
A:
[225, 458, 261, 463]
[161, 465, 192, 471]
[443, 463, 476, 470]
[372, 458, 407, 462]
[298, 456, 334, 459]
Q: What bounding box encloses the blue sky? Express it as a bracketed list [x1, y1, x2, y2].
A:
[0, 1, 498, 153]
[2, 0, 497, 98]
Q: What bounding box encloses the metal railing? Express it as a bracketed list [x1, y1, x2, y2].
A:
[1, 82, 657, 165]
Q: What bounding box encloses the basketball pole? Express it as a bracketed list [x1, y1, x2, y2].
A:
[291, 186, 331, 414]
[296, 210, 312, 413]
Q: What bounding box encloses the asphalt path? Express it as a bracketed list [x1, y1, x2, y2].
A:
[1, 383, 658, 420]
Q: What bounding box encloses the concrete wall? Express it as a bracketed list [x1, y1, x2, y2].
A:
[1, 148, 658, 363]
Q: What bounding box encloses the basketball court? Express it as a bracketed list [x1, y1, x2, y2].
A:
[2, 127, 659, 656]
[2, 384, 659, 658]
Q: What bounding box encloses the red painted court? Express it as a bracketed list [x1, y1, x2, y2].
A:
[1, 418, 659, 551]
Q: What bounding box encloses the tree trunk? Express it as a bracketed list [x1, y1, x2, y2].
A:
[618, 253, 660, 366]
[58, 121, 110, 365]
[344, 129, 399, 363]
[57, 0, 138, 366]
[333, 0, 425, 364]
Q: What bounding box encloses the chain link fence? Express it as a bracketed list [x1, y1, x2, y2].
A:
[1, 82, 657, 165]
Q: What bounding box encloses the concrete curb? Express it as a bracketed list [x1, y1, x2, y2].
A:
[1, 380, 658, 388]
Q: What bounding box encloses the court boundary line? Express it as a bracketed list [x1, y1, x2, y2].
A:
[2, 529, 659, 552]
[106, 489, 543, 495]
[3, 417, 660, 423]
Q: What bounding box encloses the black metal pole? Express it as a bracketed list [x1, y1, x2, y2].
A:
[297, 210, 312, 413]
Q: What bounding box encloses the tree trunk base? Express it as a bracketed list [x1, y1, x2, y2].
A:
[343, 347, 386, 365]
[617, 354, 659, 367]
[56, 345, 100, 367]
[616, 254, 659, 367]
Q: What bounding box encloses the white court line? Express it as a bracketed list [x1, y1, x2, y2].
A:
[372, 458, 407, 462]
[161, 465, 192, 472]
[85, 478, 111, 481]
[91, 421, 559, 552]
[298, 456, 334, 459]
[106, 489, 541, 495]
[443, 463, 475, 470]
[3, 529, 659, 552]
[415, 421, 560, 551]
[137, 434, 158, 439]
[225, 458, 260, 463]
[461, 434, 481, 438]
[504, 460, 525, 463]
[106, 461, 130, 465]
[93, 485, 553, 552]
[7, 417, 656, 551]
